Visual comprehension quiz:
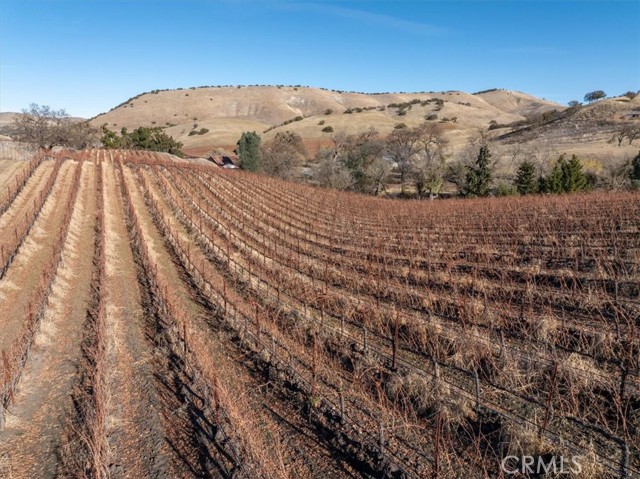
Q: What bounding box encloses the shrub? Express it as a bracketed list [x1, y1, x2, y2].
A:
[188, 127, 210, 136]
[321, 126, 334, 133]
[495, 182, 518, 196]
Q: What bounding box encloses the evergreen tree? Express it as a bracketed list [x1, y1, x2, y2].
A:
[463, 145, 493, 197]
[539, 154, 589, 194]
[99, 125, 183, 156]
[540, 159, 564, 193]
[560, 154, 588, 192]
[630, 150, 640, 188]
[515, 160, 538, 195]
[236, 131, 262, 171]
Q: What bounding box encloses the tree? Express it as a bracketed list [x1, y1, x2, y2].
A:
[100, 126, 183, 156]
[100, 124, 122, 149]
[560, 154, 588, 192]
[260, 131, 307, 179]
[11, 103, 97, 150]
[463, 145, 493, 197]
[384, 125, 424, 193]
[342, 129, 386, 193]
[412, 124, 448, 199]
[515, 160, 538, 195]
[630, 151, 640, 189]
[236, 131, 262, 171]
[312, 147, 353, 190]
[610, 124, 640, 146]
[567, 100, 582, 108]
[539, 154, 588, 193]
[584, 90, 606, 103]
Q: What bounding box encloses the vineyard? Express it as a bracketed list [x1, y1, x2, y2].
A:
[0, 148, 638, 478]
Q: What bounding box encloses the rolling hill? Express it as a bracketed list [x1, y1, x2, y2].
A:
[89, 86, 564, 156]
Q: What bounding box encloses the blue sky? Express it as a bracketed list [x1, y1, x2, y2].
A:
[1, 0, 639, 117]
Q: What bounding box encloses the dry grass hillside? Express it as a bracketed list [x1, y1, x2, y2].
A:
[90, 86, 563, 156]
[492, 94, 640, 169]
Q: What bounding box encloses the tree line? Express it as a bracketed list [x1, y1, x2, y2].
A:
[7, 104, 184, 157]
[235, 126, 640, 198]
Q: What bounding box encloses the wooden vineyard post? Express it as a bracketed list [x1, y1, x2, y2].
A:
[271, 336, 277, 362]
[311, 331, 317, 397]
[474, 370, 481, 411]
[539, 360, 558, 438]
[433, 410, 442, 479]
[183, 317, 188, 358]
[1, 350, 10, 428]
[363, 323, 369, 353]
[255, 303, 261, 347]
[223, 280, 227, 315]
[392, 310, 399, 371]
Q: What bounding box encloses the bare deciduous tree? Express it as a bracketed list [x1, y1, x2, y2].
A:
[384, 126, 424, 194]
[260, 130, 307, 179]
[312, 147, 353, 190]
[11, 103, 96, 150]
[609, 124, 640, 146]
[412, 123, 449, 198]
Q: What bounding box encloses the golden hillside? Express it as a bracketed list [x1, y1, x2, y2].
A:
[90, 86, 562, 155]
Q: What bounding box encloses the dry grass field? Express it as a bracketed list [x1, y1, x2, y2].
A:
[0, 148, 638, 478]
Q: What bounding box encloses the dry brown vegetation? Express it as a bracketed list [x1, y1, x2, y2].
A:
[0, 148, 638, 478]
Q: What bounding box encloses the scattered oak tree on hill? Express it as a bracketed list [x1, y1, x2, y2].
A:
[11, 103, 97, 150]
[236, 131, 262, 171]
[584, 90, 606, 103]
[610, 124, 640, 146]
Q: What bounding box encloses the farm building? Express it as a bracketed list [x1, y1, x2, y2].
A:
[208, 154, 239, 169]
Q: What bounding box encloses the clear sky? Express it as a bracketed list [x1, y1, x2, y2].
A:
[1, 0, 639, 117]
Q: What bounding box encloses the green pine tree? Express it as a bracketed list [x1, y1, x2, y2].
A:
[236, 131, 262, 171]
[464, 145, 493, 197]
[542, 158, 564, 194]
[560, 154, 588, 192]
[630, 150, 640, 188]
[515, 160, 538, 195]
